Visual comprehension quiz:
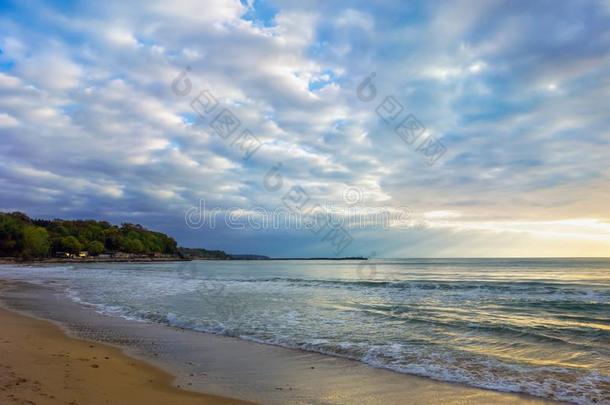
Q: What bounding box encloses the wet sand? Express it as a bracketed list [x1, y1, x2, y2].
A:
[0, 278, 565, 405]
[0, 306, 249, 405]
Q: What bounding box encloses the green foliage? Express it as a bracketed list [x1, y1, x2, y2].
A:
[22, 226, 50, 258]
[0, 212, 179, 259]
[86, 241, 105, 256]
[61, 236, 83, 253]
[0, 214, 24, 256]
[121, 237, 145, 254]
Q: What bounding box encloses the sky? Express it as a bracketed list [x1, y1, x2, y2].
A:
[1, 0, 610, 257]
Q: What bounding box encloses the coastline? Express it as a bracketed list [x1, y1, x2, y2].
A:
[0, 257, 367, 265]
[0, 276, 565, 405]
[0, 299, 249, 404]
[0, 257, 191, 265]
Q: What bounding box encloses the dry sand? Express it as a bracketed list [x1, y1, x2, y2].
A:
[0, 306, 250, 405]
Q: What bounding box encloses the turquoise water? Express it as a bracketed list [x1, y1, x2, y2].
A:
[2, 259, 609, 404]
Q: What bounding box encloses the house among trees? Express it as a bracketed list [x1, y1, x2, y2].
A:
[0, 212, 178, 260]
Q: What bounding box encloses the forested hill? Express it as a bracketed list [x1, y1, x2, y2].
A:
[0, 212, 178, 259]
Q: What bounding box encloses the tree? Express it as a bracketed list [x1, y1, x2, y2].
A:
[61, 236, 83, 254]
[103, 228, 122, 251]
[0, 212, 181, 258]
[22, 226, 50, 258]
[86, 241, 105, 256]
[0, 214, 24, 256]
[121, 238, 145, 254]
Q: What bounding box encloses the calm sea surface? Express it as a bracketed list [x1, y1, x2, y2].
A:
[1, 258, 609, 404]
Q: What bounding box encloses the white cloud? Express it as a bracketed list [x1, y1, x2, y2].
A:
[16, 52, 82, 91]
[335, 9, 374, 31]
[0, 112, 19, 128]
[104, 28, 139, 47]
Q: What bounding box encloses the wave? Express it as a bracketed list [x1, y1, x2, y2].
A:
[62, 287, 610, 405]
[162, 314, 610, 404]
[205, 278, 610, 311]
[217, 276, 609, 293]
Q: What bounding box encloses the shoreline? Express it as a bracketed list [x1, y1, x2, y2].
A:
[0, 275, 565, 405]
[0, 297, 250, 404]
[0, 257, 191, 265]
[0, 257, 368, 265]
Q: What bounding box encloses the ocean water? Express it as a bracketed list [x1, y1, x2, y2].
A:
[1, 259, 609, 404]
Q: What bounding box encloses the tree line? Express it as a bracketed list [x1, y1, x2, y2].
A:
[0, 212, 178, 259]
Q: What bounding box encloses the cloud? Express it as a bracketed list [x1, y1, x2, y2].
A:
[0, 112, 19, 128]
[0, 0, 609, 257]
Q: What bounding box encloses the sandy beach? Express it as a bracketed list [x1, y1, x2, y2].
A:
[0, 305, 249, 405]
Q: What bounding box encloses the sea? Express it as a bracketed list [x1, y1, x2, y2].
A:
[1, 258, 608, 404]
